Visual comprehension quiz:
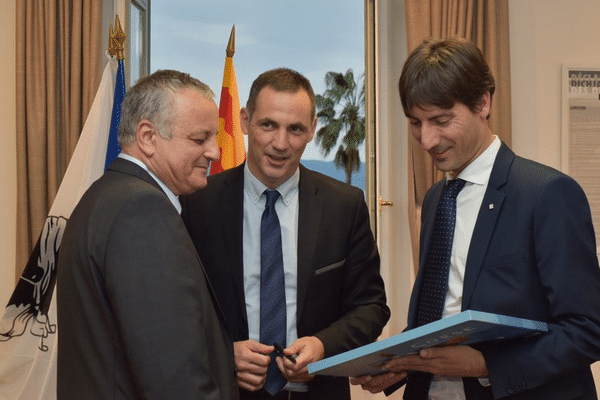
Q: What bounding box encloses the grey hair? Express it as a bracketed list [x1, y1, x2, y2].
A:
[118, 69, 215, 146]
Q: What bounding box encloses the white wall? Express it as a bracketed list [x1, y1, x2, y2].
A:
[0, 2, 17, 309]
[509, 0, 600, 168]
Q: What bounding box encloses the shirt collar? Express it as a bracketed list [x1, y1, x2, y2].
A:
[118, 153, 182, 214]
[449, 136, 501, 186]
[244, 163, 300, 206]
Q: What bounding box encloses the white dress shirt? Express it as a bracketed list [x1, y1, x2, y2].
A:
[428, 136, 501, 400]
[242, 163, 300, 346]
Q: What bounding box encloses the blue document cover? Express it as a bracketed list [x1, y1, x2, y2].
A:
[307, 310, 548, 377]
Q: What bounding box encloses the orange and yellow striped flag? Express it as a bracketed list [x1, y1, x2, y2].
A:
[210, 25, 246, 174]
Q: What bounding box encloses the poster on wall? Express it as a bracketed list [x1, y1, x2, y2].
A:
[561, 65, 600, 253]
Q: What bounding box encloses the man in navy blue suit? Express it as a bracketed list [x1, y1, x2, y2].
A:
[352, 37, 600, 399]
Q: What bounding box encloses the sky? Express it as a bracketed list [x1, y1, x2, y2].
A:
[150, 1, 365, 161]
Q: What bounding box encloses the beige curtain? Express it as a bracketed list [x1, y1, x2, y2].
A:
[405, 0, 511, 272]
[15, 0, 103, 280]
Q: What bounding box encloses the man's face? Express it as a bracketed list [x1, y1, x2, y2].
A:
[150, 89, 219, 195]
[407, 95, 493, 176]
[242, 86, 316, 188]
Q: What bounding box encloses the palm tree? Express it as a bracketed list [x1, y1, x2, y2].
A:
[315, 69, 365, 185]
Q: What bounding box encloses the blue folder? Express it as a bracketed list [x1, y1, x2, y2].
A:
[307, 310, 548, 377]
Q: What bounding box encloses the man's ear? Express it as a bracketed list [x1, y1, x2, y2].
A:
[478, 91, 492, 120]
[240, 108, 249, 136]
[307, 117, 317, 142]
[136, 119, 157, 157]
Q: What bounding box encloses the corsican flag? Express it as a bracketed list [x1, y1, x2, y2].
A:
[210, 25, 246, 174]
[0, 51, 125, 400]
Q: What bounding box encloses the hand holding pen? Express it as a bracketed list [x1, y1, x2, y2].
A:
[274, 336, 325, 383]
[274, 342, 297, 364]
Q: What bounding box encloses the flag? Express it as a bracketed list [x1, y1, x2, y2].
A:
[210, 25, 246, 174]
[0, 54, 124, 400]
[105, 55, 125, 171]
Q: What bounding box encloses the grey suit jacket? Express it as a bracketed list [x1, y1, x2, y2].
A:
[406, 143, 600, 399]
[181, 163, 390, 400]
[57, 158, 238, 400]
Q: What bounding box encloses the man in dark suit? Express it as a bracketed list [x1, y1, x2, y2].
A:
[181, 68, 390, 400]
[57, 70, 239, 399]
[351, 37, 600, 399]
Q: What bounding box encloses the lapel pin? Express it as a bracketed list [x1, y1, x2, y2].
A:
[489, 203, 494, 210]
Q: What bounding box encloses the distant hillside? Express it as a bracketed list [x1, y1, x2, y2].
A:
[300, 159, 366, 192]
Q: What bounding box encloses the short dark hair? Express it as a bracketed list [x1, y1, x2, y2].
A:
[118, 69, 215, 146]
[246, 67, 316, 120]
[398, 37, 495, 117]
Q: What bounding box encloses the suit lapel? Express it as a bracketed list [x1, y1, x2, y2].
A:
[109, 157, 164, 192]
[462, 143, 514, 309]
[296, 166, 324, 322]
[218, 165, 247, 323]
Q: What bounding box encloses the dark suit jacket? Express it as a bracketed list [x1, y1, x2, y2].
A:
[57, 158, 239, 400]
[405, 143, 600, 399]
[181, 163, 390, 400]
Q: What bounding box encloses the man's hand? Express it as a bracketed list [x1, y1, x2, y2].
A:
[234, 340, 274, 391]
[384, 345, 488, 377]
[350, 371, 407, 394]
[275, 336, 325, 383]
[350, 346, 487, 394]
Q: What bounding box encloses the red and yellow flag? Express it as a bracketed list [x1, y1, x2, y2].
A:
[210, 25, 246, 175]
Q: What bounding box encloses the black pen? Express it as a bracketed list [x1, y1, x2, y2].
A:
[274, 342, 296, 364]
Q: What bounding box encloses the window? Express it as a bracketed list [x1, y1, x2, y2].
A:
[150, 1, 368, 191]
[128, 0, 150, 86]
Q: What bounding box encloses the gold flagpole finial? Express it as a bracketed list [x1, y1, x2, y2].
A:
[226, 25, 235, 58]
[107, 23, 116, 57]
[113, 15, 126, 60]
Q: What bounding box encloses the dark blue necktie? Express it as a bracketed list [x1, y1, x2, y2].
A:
[407, 178, 466, 399]
[260, 190, 287, 396]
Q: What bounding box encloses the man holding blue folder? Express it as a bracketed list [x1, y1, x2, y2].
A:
[352, 37, 600, 399]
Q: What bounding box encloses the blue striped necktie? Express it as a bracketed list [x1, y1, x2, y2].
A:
[260, 189, 287, 396]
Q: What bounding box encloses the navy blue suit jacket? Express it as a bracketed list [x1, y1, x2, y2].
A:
[405, 143, 600, 399]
